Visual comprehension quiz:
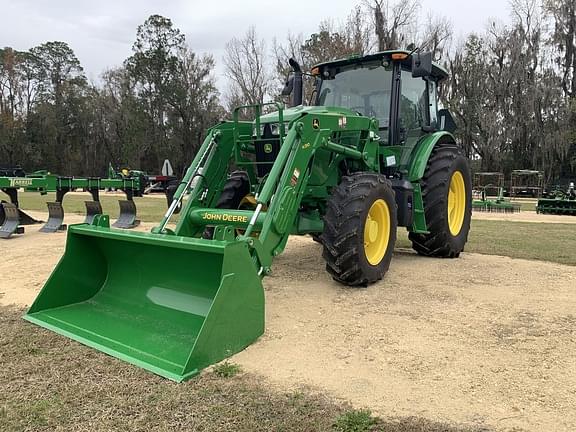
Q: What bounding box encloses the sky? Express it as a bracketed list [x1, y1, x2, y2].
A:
[1, 0, 512, 89]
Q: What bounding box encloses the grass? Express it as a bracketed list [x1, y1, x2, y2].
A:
[0, 307, 486, 432]
[334, 409, 378, 432]
[515, 201, 537, 212]
[212, 361, 241, 378]
[396, 219, 576, 266]
[5, 191, 576, 266]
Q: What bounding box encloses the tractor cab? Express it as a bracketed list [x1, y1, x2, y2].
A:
[310, 50, 451, 145]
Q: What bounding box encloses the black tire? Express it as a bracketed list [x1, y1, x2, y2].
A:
[409, 143, 472, 257]
[202, 171, 250, 239]
[321, 172, 397, 287]
[310, 233, 323, 244]
[165, 179, 180, 213]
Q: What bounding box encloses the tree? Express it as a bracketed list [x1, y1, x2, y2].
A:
[168, 48, 222, 173]
[0, 47, 27, 166]
[419, 13, 453, 61]
[24, 41, 88, 174]
[273, 8, 372, 105]
[366, 0, 420, 50]
[224, 27, 270, 110]
[543, 0, 576, 97]
[124, 15, 187, 169]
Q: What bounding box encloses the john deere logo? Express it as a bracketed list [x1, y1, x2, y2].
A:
[312, 118, 320, 129]
[264, 143, 273, 154]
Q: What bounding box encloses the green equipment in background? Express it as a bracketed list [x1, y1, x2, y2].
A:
[472, 186, 520, 213]
[0, 173, 144, 238]
[537, 182, 576, 215]
[25, 50, 472, 381]
[471, 172, 520, 213]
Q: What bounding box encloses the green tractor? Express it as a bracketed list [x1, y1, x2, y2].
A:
[25, 50, 472, 381]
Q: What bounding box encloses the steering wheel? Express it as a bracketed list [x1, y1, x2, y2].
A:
[350, 106, 377, 118]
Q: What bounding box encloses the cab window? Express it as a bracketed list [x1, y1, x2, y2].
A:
[399, 71, 428, 131]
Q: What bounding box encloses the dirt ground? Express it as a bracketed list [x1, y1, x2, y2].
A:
[1, 211, 575, 431]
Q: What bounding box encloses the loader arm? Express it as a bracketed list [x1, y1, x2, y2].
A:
[161, 106, 380, 276]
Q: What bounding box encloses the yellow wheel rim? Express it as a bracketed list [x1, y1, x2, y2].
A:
[237, 195, 261, 237]
[363, 199, 391, 266]
[448, 171, 466, 236]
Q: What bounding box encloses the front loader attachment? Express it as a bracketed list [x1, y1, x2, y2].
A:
[24, 222, 264, 382]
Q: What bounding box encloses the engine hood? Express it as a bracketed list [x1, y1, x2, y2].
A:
[258, 105, 360, 124]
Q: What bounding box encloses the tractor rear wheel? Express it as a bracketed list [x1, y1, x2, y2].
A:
[321, 173, 397, 287]
[202, 171, 250, 239]
[409, 143, 472, 257]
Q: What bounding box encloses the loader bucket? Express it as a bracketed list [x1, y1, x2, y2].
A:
[24, 223, 265, 382]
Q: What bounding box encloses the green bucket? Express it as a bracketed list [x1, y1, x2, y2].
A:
[24, 224, 264, 382]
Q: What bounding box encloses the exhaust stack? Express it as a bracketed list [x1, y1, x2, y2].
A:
[289, 58, 303, 106]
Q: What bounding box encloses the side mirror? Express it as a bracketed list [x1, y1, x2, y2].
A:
[412, 51, 432, 78]
[281, 74, 294, 96]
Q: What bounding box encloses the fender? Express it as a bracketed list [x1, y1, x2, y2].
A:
[407, 131, 457, 182]
[407, 131, 456, 234]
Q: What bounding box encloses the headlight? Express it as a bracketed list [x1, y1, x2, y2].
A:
[253, 122, 290, 137]
[252, 123, 265, 137]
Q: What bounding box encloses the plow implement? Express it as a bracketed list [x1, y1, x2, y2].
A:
[0, 174, 145, 238]
[40, 202, 67, 233]
[0, 193, 43, 238]
[0, 202, 25, 238]
[84, 201, 103, 224]
[112, 199, 140, 228]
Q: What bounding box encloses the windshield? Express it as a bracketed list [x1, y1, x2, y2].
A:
[316, 64, 393, 128]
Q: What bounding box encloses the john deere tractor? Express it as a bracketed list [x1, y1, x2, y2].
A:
[25, 50, 472, 381]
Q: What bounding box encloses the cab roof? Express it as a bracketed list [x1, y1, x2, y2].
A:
[313, 49, 449, 81]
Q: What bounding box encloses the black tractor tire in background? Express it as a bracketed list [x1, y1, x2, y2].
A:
[321, 172, 398, 287]
[165, 179, 180, 213]
[202, 171, 250, 239]
[409, 143, 472, 257]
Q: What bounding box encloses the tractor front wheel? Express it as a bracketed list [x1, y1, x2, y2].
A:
[409, 143, 472, 257]
[202, 171, 250, 239]
[321, 173, 397, 287]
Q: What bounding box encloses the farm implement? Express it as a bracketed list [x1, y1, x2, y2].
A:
[0, 173, 144, 238]
[537, 183, 576, 215]
[25, 50, 472, 381]
[472, 187, 520, 213]
[471, 172, 520, 213]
